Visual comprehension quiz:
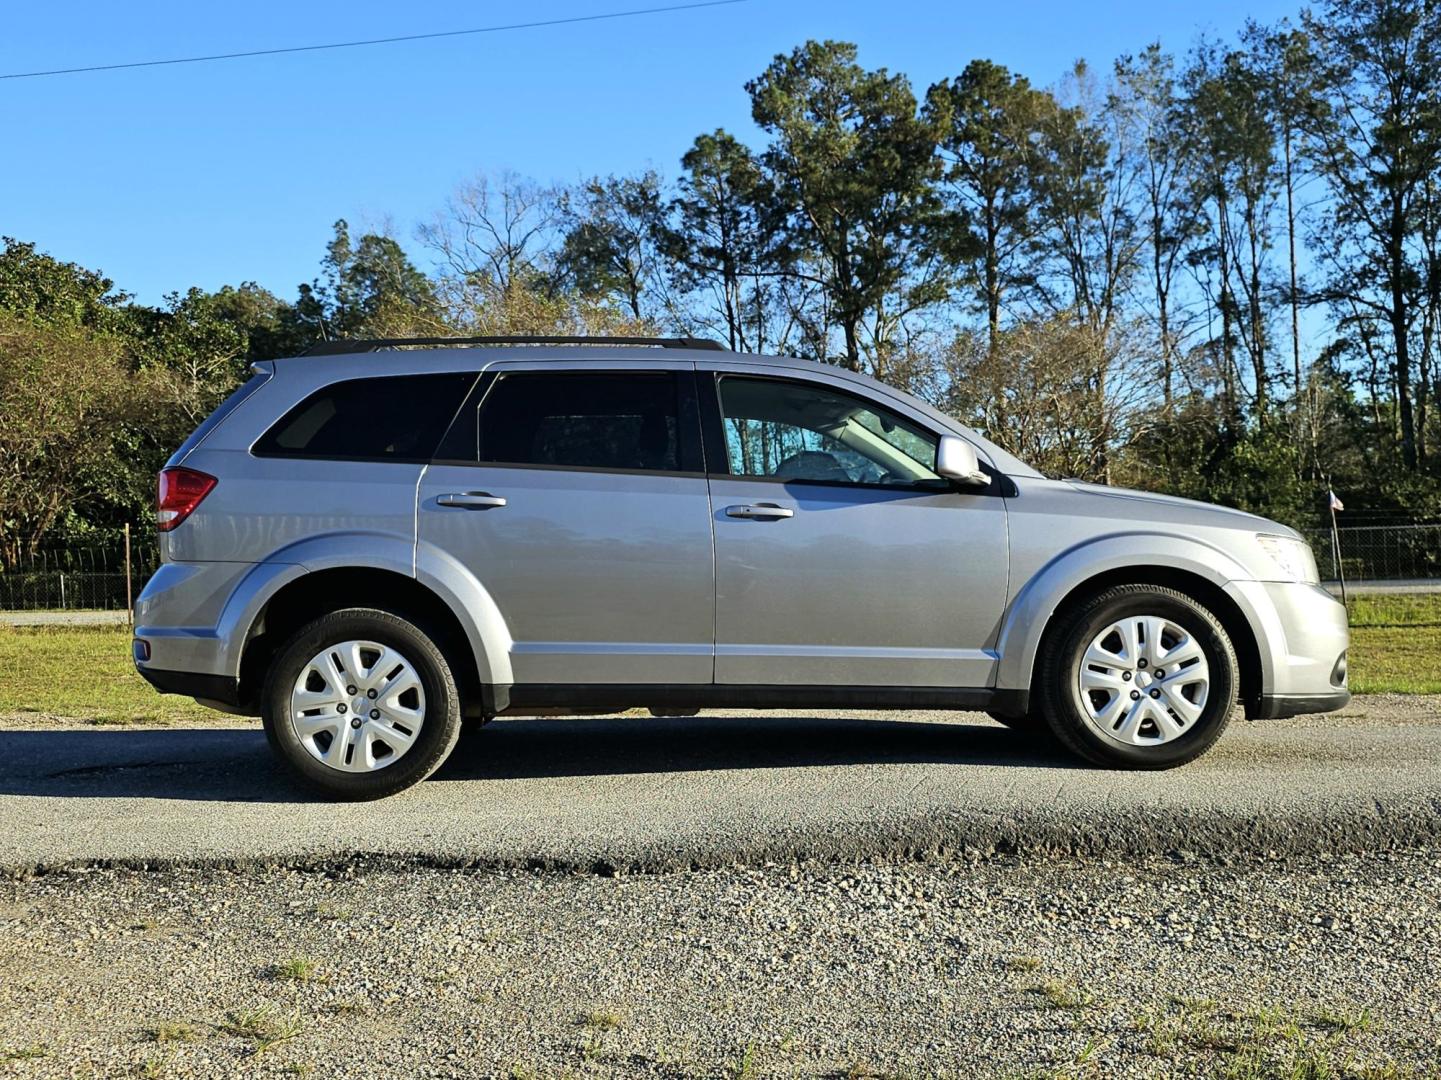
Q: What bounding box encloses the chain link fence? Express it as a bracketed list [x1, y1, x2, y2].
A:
[1306, 524, 1441, 584]
[0, 531, 158, 612]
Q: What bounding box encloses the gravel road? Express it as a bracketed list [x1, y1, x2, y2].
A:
[4, 698, 1441, 1077]
[0, 610, 129, 627]
[2, 696, 1440, 875]
[3, 851, 1440, 1078]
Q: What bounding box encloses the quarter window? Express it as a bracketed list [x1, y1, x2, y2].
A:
[476, 372, 682, 472]
[253, 373, 477, 460]
[717, 376, 941, 486]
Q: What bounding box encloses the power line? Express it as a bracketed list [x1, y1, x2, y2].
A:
[0, 0, 748, 81]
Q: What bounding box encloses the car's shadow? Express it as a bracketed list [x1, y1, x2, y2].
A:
[0, 714, 1083, 803]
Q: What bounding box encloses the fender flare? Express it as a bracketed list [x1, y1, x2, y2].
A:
[414, 540, 514, 688]
[214, 531, 513, 690]
[993, 532, 1278, 694]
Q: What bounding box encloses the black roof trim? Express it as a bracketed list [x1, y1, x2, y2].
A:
[300, 335, 726, 357]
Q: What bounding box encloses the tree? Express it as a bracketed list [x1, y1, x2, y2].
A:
[1303, 0, 1441, 471]
[748, 41, 947, 374]
[1036, 62, 1150, 483]
[1113, 45, 1203, 412]
[557, 172, 670, 323]
[417, 172, 646, 335]
[419, 171, 563, 306]
[926, 61, 1057, 347]
[1245, 22, 1322, 404]
[664, 130, 793, 352]
[294, 220, 442, 342]
[1179, 40, 1282, 425]
[0, 312, 141, 561]
[945, 316, 1154, 482]
[129, 289, 259, 425]
[0, 238, 129, 330]
[204, 282, 310, 362]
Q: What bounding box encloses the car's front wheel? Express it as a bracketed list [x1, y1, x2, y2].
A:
[262, 607, 462, 800]
[1038, 585, 1238, 769]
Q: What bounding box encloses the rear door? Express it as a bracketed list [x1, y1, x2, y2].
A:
[700, 367, 1010, 689]
[417, 360, 715, 685]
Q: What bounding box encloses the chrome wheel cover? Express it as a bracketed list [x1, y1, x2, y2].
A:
[289, 640, 426, 772]
[1074, 615, 1210, 746]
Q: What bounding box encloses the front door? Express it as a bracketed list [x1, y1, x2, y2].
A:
[417, 361, 715, 685]
[702, 370, 1010, 688]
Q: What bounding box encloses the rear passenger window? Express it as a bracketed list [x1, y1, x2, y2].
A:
[253, 373, 477, 460]
[475, 373, 682, 472]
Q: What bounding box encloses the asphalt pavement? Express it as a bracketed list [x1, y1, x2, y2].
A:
[2, 695, 1438, 875]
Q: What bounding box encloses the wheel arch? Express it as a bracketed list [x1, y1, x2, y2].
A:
[238, 568, 489, 711]
[995, 536, 1269, 713]
[222, 535, 514, 715]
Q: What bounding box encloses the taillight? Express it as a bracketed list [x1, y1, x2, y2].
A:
[156, 466, 217, 532]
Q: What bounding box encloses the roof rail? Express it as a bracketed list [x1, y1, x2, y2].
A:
[300, 334, 726, 357]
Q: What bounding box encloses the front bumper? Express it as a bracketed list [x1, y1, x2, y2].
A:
[1253, 689, 1352, 719]
[1230, 580, 1350, 718]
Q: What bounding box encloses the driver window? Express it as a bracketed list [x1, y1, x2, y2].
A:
[717, 376, 941, 486]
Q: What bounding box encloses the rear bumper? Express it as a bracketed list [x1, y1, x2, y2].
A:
[136, 667, 244, 709]
[133, 558, 302, 716]
[1253, 689, 1352, 719]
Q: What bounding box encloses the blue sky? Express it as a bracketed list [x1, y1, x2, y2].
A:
[5, 0, 1301, 304]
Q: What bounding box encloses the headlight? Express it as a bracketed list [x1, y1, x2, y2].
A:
[1256, 534, 1319, 584]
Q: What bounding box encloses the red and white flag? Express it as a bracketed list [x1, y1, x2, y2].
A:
[1328, 490, 1344, 512]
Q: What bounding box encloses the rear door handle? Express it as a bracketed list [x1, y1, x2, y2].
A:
[725, 503, 794, 520]
[437, 492, 507, 510]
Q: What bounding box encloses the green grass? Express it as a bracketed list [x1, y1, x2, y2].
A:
[1124, 1000, 1428, 1078]
[2, 598, 1439, 725]
[146, 1021, 200, 1044]
[269, 957, 326, 984]
[1027, 976, 1097, 1011]
[0, 625, 215, 724]
[1347, 594, 1441, 694]
[729, 1043, 758, 1080]
[1346, 593, 1441, 627]
[581, 1008, 625, 1030]
[1, 1044, 49, 1062]
[218, 1003, 304, 1053]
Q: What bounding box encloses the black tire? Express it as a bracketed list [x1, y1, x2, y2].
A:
[262, 607, 462, 800]
[1038, 585, 1238, 770]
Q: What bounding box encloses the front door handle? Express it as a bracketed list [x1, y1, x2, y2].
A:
[437, 492, 507, 510]
[725, 503, 794, 520]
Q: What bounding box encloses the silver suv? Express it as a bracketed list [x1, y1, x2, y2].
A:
[134, 336, 1350, 799]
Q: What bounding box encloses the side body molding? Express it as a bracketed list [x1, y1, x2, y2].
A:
[216, 532, 513, 695]
[992, 532, 1279, 695]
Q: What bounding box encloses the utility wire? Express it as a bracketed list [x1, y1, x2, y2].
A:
[0, 0, 748, 81]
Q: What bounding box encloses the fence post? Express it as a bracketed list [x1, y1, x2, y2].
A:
[1328, 499, 1348, 606]
[124, 523, 133, 626]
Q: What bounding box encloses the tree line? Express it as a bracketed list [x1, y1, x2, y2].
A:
[3, 0, 1439, 563]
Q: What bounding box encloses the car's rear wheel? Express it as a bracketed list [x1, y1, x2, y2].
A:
[1038, 585, 1238, 769]
[262, 607, 461, 800]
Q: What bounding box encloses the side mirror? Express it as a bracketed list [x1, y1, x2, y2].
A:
[936, 434, 989, 487]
